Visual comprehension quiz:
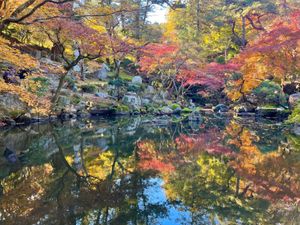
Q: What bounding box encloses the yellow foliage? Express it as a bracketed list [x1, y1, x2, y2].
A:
[0, 36, 37, 68]
[163, 9, 181, 43]
[0, 81, 51, 115]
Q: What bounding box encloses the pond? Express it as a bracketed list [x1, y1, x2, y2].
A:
[0, 115, 299, 225]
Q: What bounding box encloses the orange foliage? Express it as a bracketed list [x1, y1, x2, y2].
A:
[227, 10, 300, 100]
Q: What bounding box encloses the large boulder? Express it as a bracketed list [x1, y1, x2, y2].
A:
[132, 76, 143, 85]
[97, 63, 110, 80]
[0, 93, 28, 119]
[289, 93, 300, 109]
[122, 92, 142, 110]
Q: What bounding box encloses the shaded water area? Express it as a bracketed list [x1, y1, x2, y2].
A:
[0, 115, 299, 225]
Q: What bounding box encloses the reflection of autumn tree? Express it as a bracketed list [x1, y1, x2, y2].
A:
[164, 152, 268, 225]
[0, 118, 299, 224]
[225, 121, 300, 202]
[137, 128, 234, 173]
[0, 164, 55, 224]
[0, 122, 171, 224]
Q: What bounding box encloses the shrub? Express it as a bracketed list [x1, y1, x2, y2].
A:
[127, 84, 141, 92]
[81, 84, 97, 93]
[71, 94, 81, 105]
[108, 78, 126, 87]
[29, 77, 49, 97]
[287, 104, 300, 124]
[252, 80, 287, 107]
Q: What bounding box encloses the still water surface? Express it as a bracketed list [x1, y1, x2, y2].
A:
[0, 116, 299, 225]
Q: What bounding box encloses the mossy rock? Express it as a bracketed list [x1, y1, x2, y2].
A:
[287, 104, 300, 124]
[182, 108, 193, 114]
[114, 104, 130, 112]
[170, 103, 181, 110]
[0, 93, 28, 119]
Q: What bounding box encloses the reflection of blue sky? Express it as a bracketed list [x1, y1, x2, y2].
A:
[141, 178, 191, 225]
[148, 5, 168, 24]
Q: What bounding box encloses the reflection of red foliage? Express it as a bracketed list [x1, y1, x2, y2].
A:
[176, 129, 235, 157]
[138, 158, 175, 173]
[137, 129, 235, 173]
[137, 141, 175, 173]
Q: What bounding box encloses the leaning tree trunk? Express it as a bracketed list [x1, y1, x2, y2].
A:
[51, 73, 67, 105]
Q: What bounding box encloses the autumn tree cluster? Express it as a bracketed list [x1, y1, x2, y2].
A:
[1, 0, 300, 116]
[139, 0, 300, 105]
[0, 0, 170, 115]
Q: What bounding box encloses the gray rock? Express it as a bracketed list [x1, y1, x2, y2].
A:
[95, 92, 109, 99]
[122, 92, 142, 110]
[58, 96, 71, 106]
[160, 106, 173, 115]
[0, 93, 28, 118]
[153, 94, 164, 104]
[292, 124, 300, 136]
[132, 76, 143, 85]
[142, 98, 151, 106]
[188, 111, 202, 121]
[97, 63, 110, 80]
[289, 93, 300, 109]
[214, 104, 229, 113]
[145, 85, 155, 94]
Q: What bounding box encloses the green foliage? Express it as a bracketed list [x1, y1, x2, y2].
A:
[64, 76, 76, 89]
[114, 104, 130, 112]
[170, 103, 181, 110]
[230, 73, 243, 81]
[29, 77, 49, 97]
[108, 78, 127, 87]
[287, 104, 300, 124]
[127, 84, 141, 92]
[252, 81, 287, 106]
[8, 109, 27, 118]
[182, 107, 193, 114]
[121, 58, 136, 70]
[71, 94, 81, 105]
[216, 56, 225, 64]
[81, 84, 97, 93]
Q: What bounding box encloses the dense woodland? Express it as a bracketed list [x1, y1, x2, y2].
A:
[0, 0, 300, 124]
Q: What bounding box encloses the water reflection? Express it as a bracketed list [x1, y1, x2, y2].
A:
[0, 116, 299, 225]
